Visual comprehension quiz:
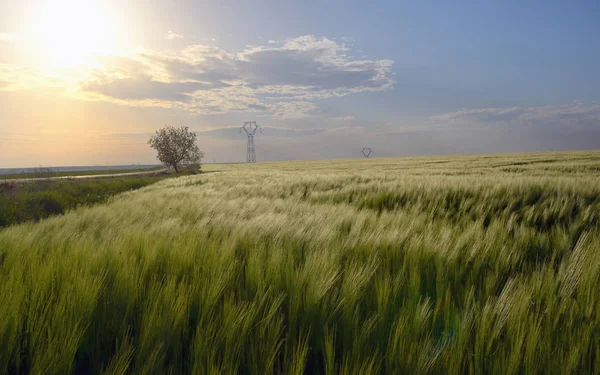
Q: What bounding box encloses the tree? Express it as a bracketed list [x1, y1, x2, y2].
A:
[148, 126, 204, 173]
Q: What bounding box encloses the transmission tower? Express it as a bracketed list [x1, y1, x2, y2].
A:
[240, 121, 261, 163]
[361, 148, 373, 158]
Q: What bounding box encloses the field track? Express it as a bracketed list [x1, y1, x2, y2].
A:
[1, 168, 167, 184]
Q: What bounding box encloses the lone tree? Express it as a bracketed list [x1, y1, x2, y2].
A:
[148, 126, 204, 173]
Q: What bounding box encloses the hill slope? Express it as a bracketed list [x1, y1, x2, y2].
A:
[0, 151, 599, 374]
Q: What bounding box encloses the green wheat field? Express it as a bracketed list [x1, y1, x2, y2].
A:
[0, 151, 599, 374]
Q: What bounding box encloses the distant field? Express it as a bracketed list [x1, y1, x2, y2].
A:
[0, 175, 162, 228]
[0, 151, 598, 373]
[0, 167, 198, 228]
[0, 166, 163, 180]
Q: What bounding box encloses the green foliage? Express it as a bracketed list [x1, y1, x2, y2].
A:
[0, 151, 598, 374]
[148, 126, 204, 173]
[0, 176, 164, 228]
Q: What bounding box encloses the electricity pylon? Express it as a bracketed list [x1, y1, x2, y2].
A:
[240, 121, 261, 163]
[361, 148, 373, 158]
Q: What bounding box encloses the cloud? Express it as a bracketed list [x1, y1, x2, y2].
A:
[196, 126, 327, 140]
[81, 74, 230, 102]
[0, 63, 72, 91]
[269, 101, 318, 120]
[431, 107, 526, 124]
[104, 126, 331, 144]
[165, 30, 183, 40]
[0, 34, 393, 120]
[0, 33, 22, 43]
[332, 116, 356, 121]
[78, 35, 394, 119]
[430, 102, 600, 130]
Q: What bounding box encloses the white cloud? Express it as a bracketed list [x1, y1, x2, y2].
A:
[165, 30, 184, 40]
[0, 33, 23, 43]
[332, 116, 356, 121]
[430, 102, 600, 130]
[269, 101, 319, 120]
[194, 126, 328, 140]
[76, 35, 395, 120]
[0, 35, 394, 120]
[0, 63, 78, 91]
[430, 107, 527, 124]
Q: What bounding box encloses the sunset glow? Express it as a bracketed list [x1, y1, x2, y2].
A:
[0, 1, 598, 168]
[29, 0, 122, 68]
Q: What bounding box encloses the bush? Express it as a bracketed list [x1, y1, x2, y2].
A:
[0, 176, 166, 228]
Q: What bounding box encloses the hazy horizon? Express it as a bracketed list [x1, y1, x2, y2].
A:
[1, 1, 599, 168]
[3, 148, 599, 171]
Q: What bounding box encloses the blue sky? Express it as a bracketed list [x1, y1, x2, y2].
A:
[0, 0, 599, 166]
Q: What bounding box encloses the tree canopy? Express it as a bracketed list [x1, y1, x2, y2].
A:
[148, 126, 203, 173]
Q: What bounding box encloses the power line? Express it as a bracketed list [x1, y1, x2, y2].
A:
[240, 121, 261, 163]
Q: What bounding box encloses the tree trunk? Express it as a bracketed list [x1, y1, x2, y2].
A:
[173, 163, 179, 173]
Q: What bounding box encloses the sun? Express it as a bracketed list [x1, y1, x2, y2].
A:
[31, 0, 122, 68]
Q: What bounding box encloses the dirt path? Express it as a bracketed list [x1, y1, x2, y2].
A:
[1, 169, 167, 184]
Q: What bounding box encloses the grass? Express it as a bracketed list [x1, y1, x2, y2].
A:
[0, 166, 198, 228]
[0, 151, 598, 374]
[0, 166, 163, 181]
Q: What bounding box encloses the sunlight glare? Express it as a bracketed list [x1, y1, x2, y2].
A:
[31, 0, 122, 68]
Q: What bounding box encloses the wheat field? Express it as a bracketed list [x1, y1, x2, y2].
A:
[0, 151, 599, 374]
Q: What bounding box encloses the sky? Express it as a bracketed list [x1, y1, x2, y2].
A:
[1, 0, 599, 167]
